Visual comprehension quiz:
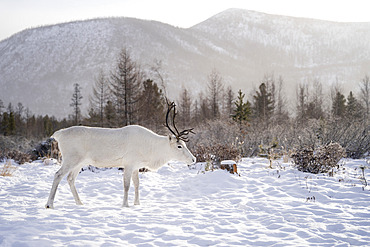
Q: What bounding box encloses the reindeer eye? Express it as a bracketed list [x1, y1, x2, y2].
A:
[177, 145, 182, 149]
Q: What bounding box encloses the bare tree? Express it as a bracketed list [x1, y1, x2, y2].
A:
[110, 48, 142, 126]
[178, 87, 192, 129]
[150, 59, 168, 98]
[275, 76, 289, 123]
[359, 75, 370, 121]
[207, 68, 224, 120]
[0, 99, 4, 115]
[224, 85, 235, 118]
[89, 70, 109, 126]
[261, 73, 276, 113]
[296, 82, 308, 123]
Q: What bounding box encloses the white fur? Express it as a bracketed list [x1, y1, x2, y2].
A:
[45, 125, 196, 209]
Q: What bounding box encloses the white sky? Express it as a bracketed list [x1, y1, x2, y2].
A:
[0, 0, 369, 41]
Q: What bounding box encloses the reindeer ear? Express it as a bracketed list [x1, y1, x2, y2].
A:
[168, 134, 177, 143]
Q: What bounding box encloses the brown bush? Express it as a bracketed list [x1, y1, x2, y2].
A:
[192, 143, 240, 164]
[0, 149, 34, 164]
[291, 142, 346, 174]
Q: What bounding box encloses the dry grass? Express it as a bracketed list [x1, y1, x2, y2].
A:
[0, 160, 17, 177]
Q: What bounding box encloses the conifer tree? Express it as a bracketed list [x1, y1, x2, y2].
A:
[253, 83, 274, 124]
[104, 100, 116, 127]
[232, 90, 251, 128]
[8, 112, 16, 135]
[332, 91, 346, 118]
[1, 112, 9, 135]
[70, 83, 83, 125]
[346, 91, 363, 120]
[138, 79, 165, 131]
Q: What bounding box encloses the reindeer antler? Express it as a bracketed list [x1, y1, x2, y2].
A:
[165, 98, 194, 142]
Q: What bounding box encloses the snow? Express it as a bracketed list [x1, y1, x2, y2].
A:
[0, 157, 369, 246]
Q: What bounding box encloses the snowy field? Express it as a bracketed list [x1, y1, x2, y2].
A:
[0, 157, 369, 246]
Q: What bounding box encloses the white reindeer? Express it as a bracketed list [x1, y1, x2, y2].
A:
[45, 101, 195, 209]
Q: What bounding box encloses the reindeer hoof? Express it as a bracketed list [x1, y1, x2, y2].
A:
[45, 204, 54, 209]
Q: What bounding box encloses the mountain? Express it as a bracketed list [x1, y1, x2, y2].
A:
[1, 8, 369, 117]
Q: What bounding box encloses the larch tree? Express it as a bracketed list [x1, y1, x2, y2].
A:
[296, 82, 308, 123]
[178, 87, 192, 129]
[110, 48, 142, 126]
[0, 99, 4, 115]
[207, 68, 224, 120]
[359, 75, 370, 121]
[274, 76, 289, 123]
[224, 86, 235, 118]
[89, 70, 109, 126]
[70, 83, 83, 125]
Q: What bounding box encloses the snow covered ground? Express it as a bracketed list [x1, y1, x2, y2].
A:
[0, 157, 369, 246]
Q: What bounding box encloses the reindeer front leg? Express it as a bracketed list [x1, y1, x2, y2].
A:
[123, 168, 133, 207]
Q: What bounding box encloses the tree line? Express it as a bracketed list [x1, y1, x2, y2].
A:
[1, 47, 369, 157]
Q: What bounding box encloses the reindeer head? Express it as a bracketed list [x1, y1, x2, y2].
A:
[165, 99, 196, 164]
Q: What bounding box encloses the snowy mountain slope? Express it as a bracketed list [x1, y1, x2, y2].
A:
[1, 9, 370, 117]
[0, 158, 369, 246]
[0, 18, 206, 116]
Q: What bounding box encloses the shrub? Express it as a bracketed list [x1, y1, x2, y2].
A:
[0, 149, 34, 164]
[192, 143, 240, 165]
[291, 142, 346, 174]
[0, 160, 17, 176]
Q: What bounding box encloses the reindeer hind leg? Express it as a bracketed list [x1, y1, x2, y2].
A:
[45, 164, 71, 209]
[132, 169, 140, 205]
[67, 166, 83, 205]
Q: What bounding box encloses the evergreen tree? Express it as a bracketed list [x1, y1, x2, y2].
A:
[138, 79, 165, 131]
[1, 112, 9, 135]
[232, 90, 251, 127]
[346, 91, 363, 120]
[8, 112, 16, 135]
[253, 83, 274, 123]
[43, 115, 54, 136]
[332, 91, 346, 118]
[104, 100, 117, 128]
[70, 83, 83, 125]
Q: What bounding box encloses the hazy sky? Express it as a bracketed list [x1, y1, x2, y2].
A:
[1, 0, 369, 41]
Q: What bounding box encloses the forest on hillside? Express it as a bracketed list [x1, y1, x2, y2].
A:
[0, 48, 369, 161]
